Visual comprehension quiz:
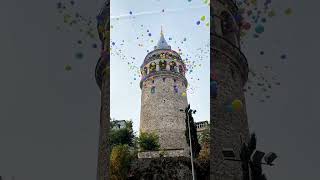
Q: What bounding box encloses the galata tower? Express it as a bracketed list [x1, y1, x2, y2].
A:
[139, 28, 190, 158]
[211, 0, 250, 179]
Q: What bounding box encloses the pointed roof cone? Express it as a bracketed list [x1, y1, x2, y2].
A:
[154, 26, 171, 50]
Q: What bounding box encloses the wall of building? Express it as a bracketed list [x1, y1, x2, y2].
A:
[140, 74, 189, 151]
[211, 0, 250, 179]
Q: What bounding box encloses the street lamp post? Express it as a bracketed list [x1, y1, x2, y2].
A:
[180, 104, 196, 180]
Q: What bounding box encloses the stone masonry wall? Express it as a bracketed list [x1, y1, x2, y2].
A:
[140, 75, 189, 152]
[211, 0, 250, 179]
[96, 67, 110, 180]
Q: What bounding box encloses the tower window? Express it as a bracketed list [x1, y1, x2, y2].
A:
[149, 62, 156, 73]
[174, 85, 178, 93]
[220, 11, 237, 45]
[151, 86, 155, 94]
[163, 78, 166, 82]
[169, 61, 177, 72]
[144, 67, 148, 75]
[174, 79, 176, 83]
[152, 80, 155, 84]
[179, 65, 183, 74]
[159, 60, 167, 71]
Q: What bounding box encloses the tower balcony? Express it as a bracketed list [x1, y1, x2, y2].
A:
[212, 33, 249, 85]
[141, 49, 184, 68]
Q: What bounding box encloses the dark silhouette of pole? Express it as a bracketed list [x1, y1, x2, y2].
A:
[184, 104, 195, 180]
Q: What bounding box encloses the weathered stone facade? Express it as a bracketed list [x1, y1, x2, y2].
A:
[139, 30, 189, 156]
[95, 1, 110, 180]
[138, 149, 187, 158]
[128, 157, 210, 180]
[211, 0, 250, 179]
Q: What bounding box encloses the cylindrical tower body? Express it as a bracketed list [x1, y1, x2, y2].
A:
[211, 0, 250, 179]
[139, 31, 189, 156]
[95, 2, 110, 180]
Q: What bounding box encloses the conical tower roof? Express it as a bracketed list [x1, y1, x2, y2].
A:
[154, 27, 171, 50]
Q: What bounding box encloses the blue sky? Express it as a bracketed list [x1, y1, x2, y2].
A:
[110, 0, 210, 132]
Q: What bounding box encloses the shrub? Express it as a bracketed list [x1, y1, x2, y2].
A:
[137, 132, 160, 151]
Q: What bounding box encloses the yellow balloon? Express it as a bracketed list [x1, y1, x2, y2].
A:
[232, 99, 243, 111]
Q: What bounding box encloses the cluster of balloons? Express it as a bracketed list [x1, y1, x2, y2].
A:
[234, 0, 293, 40]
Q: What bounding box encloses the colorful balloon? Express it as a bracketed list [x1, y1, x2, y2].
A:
[255, 25, 264, 34]
[232, 99, 243, 111]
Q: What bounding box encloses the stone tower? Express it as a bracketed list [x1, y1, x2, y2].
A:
[211, 0, 250, 179]
[139, 28, 190, 158]
[95, 1, 110, 180]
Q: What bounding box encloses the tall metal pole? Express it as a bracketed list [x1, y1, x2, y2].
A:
[187, 109, 195, 180]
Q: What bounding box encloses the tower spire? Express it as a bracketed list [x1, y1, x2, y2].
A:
[154, 26, 171, 50]
[161, 26, 163, 36]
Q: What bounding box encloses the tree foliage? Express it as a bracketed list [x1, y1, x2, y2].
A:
[198, 127, 210, 161]
[137, 132, 160, 151]
[110, 120, 135, 147]
[110, 144, 133, 180]
[184, 107, 201, 158]
[198, 126, 210, 146]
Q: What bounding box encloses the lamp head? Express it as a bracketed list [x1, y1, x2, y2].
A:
[264, 152, 277, 165]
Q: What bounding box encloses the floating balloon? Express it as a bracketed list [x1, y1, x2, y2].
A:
[255, 25, 264, 34]
[64, 64, 72, 71]
[242, 22, 251, 30]
[232, 99, 243, 111]
[284, 8, 292, 15]
[75, 52, 84, 59]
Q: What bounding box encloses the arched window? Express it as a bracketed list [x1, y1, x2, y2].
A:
[159, 60, 167, 71]
[169, 61, 177, 72]
[220, 11, 237, 45]
[149, 62, 156, 73]
[151, 86, 155, 94]
[174, 85, 178, 93]
[144, 67, 148, 75]
[179, 65, 183, 74]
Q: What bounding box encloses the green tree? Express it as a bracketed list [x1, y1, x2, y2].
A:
[184, 106, 201, 158]
[198, 127, 210, 161]
[110, 144, 133, 180]
[137, 132, 160, 151]
[110, 120, 135, 147]
[198, 126, 210, 146]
